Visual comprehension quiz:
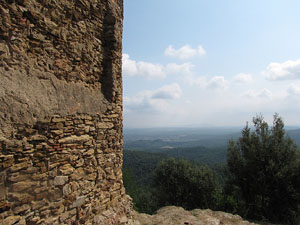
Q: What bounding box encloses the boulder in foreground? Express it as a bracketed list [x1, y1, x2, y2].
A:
[132, 206, 258, 225]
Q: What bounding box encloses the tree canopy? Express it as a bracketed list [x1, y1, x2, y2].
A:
[153, 158, 219, 210]
[226, 114, 300, 224]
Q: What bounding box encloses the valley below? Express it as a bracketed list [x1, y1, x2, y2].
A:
[123, 126, 300, 225]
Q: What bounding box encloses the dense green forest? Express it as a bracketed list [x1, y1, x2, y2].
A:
[123, 150, 226, 213]
[123, 115, 300, 225]
[123, 150, 167, 187]
[123, 145, 227, 187]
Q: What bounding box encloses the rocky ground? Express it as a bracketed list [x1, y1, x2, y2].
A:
[131, 206, 260, 225]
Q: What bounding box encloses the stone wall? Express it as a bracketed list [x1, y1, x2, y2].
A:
[0, 0, 131, 224]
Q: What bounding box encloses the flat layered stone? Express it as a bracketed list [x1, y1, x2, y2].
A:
[8, 173, 31, 182]
[97, 122, 114, 129]
[13, 204, 30, 214]
[71, 168, 85, 180]
[59, 164, 74, 175]
[12, 181, 37, 192]
[54, 176, 69, 186]
[51, 118, 66, 123]
[29, 134, 47, 141]
[58, 135, 92, 144]
[9, 161, 32, 172]
[3, 216, 21, 225]
[71, 196, 86, 208]
[63, 184, 72, 196]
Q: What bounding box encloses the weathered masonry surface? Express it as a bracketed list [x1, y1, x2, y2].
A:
[0, 0, 131, 224]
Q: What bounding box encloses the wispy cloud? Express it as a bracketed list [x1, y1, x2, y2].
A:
[164, 45, 206, 60]
[244, 88, 273, 99]
[152, 83, 182, 99]
[186, 75, 229, 90]
[122, 54, 194, 79]
[124, 83, 182, 112]
[234, 73, 253, 84]
[122, 54, 165, 79]
[165, 62, 194, 75]
[263, 59, 300, 81]
[207, 76, 229, 90]
[287, 83, 300, 95]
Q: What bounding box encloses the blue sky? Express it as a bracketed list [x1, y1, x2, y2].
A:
[122, 0, 300, 128]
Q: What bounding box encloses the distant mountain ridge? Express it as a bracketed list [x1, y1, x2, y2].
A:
[124, 127, 242, 150]
[124, 127, 300, 150]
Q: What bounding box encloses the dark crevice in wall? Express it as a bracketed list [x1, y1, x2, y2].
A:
[100, 3, 117, 103]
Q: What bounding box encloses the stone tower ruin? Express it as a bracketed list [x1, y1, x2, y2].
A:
[0, 0, 131, 224]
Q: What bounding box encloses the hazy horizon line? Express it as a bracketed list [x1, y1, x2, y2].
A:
[124, 125, 300, 130]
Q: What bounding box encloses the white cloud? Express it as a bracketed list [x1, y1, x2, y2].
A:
[122, 53, 138, 75]
[186, 75, 207, 88]
[152, 83, 182, 99]
[137, 61, 165, 79]
[234, 73, 253, 83]
[186, 75, 229, 90]
[244, 88, 273, 99]
[122, 54, 194, 79]
[124, 83, 182, 112]
[165, 62, 194, 75]
[287, 83, 300, 95]
[264, 59, 300, 81]
[122, 54, 165, 79]
[207, 76, 229, 90]
[197, 46, 206, 56]
[164, 45, 206, 60]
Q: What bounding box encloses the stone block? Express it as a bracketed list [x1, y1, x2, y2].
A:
[51, 118, 66, 123]
[59, 164, 74, 175]
[48, 188, 62, 201]
[8, 173, 31, 182]
[87, 173, 97, 181]
[12, 181, 37, 192]
[51, 123, 64, 129]
[31, 173, 47, 181]
[58, 135, 92, 144]
[8, 193, 34, 204]
[65, 121, 74, 126]
[1, 155, 14, 168]
[9, 161, 32, 172]
[32, 200, 48, 210]
[82, 150, 94, 158]
[13, 204, 30, 214]
[63, 184, 72, 196]
[51, 130, 63, 135]
[3, 216, 21, 225]
[80, 115, 92, 120]
[71, 195, 86, 208]
[23, 167, 39, 174]
[29, 134, 47, 141]
[71, 168, 85, 180]
[54, 176, 69, 186]
[0, 201, 12, 212]
[97, 122, 114, 129]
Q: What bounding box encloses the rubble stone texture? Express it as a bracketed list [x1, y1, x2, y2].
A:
[132, 206, 259, 225]
[0, 0, 132, 224]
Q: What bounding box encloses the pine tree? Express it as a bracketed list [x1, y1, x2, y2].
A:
[226, 114, 300, 224]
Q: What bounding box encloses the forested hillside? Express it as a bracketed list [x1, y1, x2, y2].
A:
[123, 116, 300, 224]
